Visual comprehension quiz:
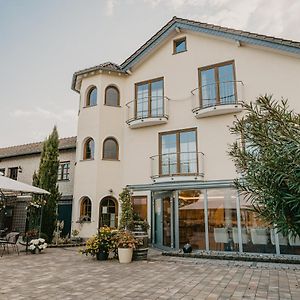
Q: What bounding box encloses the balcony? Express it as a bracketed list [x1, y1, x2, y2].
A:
[150, 151, 204, 183]
[191, 81, 244, 118]
[126, 96, 169, 129]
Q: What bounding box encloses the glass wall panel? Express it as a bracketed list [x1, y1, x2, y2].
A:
[136, 83, 149, 118]
[151, 80, 163, 117]
[239, 195, 275, 254]
[201, 69, 216, 108]
[163, 197, 171, 247]
[161, 134, 177, 175]
[178, 190, 205, 250]
[218, 64, 235, 105]
[207, 189, 237, 251]
[179, 131, 197, 174]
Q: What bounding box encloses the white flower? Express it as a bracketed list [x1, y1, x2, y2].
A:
[38, 238, 45, 243]
[28, 245, 35, 250]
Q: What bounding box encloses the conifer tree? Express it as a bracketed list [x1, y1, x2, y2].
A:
[33, 126, 61, 241]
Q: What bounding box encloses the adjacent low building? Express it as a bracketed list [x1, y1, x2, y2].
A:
[0, 136, 76, 235]
[71, 16, 300, 256]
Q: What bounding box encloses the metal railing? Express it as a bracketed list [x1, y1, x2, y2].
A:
[191, 80, 244, 111]
[125, 96, 169, 124]
[150, 151, 204, 179]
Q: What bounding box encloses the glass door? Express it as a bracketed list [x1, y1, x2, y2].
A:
[153, 191, 174, 249]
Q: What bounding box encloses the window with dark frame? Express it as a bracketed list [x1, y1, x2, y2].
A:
[58, 161, 70, 181]
[199, 60, 237, 109]
[102, 138, 119, 160]
[80, 197, 92, 222]
[135, 77, 164, 119]
[159, 128, 198, 176]
[132, 196, 147, 221]
[173, 37, 186, 54]
[83, 138, 95, 160]
[8, 167, 18, 180]
[105, 86, 120, 107]
[86, 86, 97, 107]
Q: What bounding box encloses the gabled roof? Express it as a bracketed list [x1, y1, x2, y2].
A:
[71, 16, 300, 92]
[0, 136, 77, 159]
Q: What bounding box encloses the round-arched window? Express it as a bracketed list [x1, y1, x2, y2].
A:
[102, 138, 119, 160]
[105, 86, 120, 107]
[83, 138, 95, 160]
[80, 197, 92, 222]
[86, 86, 97, 107]
[99, 197, 118, 228]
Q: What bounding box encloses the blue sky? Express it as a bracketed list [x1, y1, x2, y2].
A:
[0, 0, 299, 147]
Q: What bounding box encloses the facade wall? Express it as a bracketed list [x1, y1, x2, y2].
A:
[73, 29, 300, 238]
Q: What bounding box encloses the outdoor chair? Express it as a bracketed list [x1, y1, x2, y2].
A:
[0, 232, 20, 257]
[288, 234, 300, 246]
[250, 228, 269, 245]
[213, 227, 230, 250]
[232, 227, 250, 245]
[270, 229, 288, 246]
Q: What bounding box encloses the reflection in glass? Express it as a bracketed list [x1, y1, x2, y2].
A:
[136, 83, 149, 118]
[151, 80, 163, 117]
[179, 190, 205, 250]
[161, 134, 177, 175]
[163, 197, 171, 247]
[239, 195, 275, 254]
[207, 189, 237, 251]
[132, 196, 147, 221]
[99, 197, 117, 228]
[218, 64, 235, 105]
[201, 69, 216, 108]
[180, 131, 197, 174]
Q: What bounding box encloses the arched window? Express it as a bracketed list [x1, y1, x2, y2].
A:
[102, 138, 119, 160]
[83, 138, 95, 160]
[99, 197, 118, 228]
[86, 86, 97, 107]
[105, 86, 120, 107]
[80, 197, 92, 222]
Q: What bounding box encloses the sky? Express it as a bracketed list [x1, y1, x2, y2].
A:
[0, 0, 299, 147]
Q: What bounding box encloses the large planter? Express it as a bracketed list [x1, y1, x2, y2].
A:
[118, 248, 133, 263]
[132, 230, 149, 261]
[96, 250, 109, 261]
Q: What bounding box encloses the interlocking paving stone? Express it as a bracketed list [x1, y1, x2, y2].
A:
[0, 246, 300, 299]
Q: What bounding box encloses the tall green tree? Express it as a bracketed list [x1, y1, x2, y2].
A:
[229, 95, 300, 237]
[33, 126, 61, 241]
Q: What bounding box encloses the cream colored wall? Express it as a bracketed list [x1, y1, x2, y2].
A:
[0, 150, 75, 196]
[74, 30, 300, 237]
[72, 74, 125, 237]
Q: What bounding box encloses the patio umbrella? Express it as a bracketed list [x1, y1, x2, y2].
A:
[0, 175, 49, 195]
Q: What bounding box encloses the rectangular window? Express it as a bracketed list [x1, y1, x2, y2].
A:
[199, 61, 236, 108]
[173, 37, 186, 54]
[8, 167, 18, 180]
[135, 78, 164, 119]
[58, 161, 70, 181]
[132, 196, 147, 221]
[0, 168, 5, 176]
[159, 128, 198, 176]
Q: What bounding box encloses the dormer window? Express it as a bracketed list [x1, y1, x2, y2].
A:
[173, 37, 186, 54]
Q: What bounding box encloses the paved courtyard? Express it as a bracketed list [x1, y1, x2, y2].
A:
[0, 246, 300, 300]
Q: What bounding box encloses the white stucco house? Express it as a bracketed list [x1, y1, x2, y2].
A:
[6, 16, 297, 256]
[0, 137, 76, 235]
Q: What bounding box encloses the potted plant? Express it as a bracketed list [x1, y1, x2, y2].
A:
[116, 230, 139, 263]
[28, 238, 47, 254]
[80, 226, 117, 260]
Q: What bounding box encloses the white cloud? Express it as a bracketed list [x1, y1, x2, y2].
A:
[11, 107, 77, 123]
[105, 0, 116, 16]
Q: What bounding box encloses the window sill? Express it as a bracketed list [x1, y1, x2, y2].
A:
[104, 104, 122, 108]
[102, 158, 120, 161]
[58, 179, 70, 182]
[172, 49, 187, 55]
[80, 158, 95, 162]
[83, 105, 97, 109]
